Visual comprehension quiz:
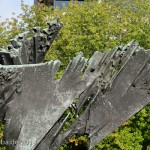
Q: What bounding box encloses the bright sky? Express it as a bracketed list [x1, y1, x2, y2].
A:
[0, 0, 33, 22]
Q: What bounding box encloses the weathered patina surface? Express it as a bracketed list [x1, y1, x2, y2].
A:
[0, 18, 62, 65]
[0, 21, 150, 150]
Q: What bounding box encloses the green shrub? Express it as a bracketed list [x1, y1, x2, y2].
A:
[0, 123, 5, 150]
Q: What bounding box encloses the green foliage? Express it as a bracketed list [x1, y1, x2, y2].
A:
[45, 0, 150, 68]
[0, 123, 5, 150]
[59, 135, 89, 150]
[0, 0, 150, 150]
[0, 123, 4, 139]
[0, 17, 20, 47]
[1, 0, 149, 66]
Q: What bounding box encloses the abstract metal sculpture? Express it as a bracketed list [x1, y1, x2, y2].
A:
[0, 20, 150, 150]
